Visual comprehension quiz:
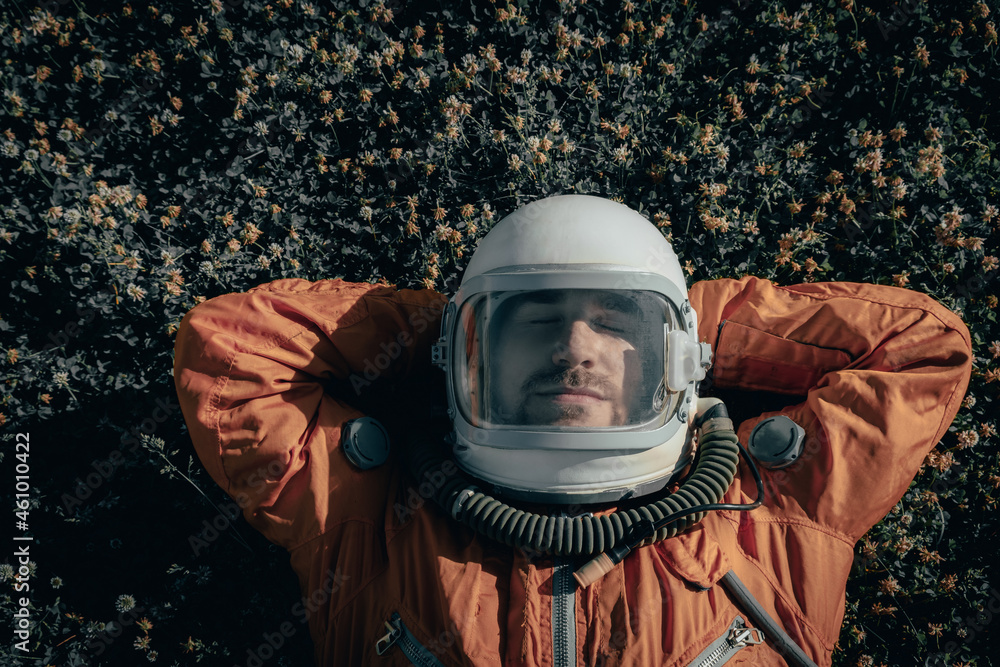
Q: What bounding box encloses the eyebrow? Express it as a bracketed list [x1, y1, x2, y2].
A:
[598, 293, 640, 316]
[516, 290, 640, 316]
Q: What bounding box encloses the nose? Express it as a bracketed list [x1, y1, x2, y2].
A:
[552, 320, 600, 368]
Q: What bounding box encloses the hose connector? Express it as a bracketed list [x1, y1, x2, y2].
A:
[572, 553, 615, 588]
[695, 396, 730, 426]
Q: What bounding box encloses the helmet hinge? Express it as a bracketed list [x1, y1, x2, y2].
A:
[432, 301, 455, 369]
[431, 339, 448, 369]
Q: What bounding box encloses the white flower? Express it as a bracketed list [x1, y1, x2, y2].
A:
[506, 67, 528, 84]
[116, 594, 136, 612]
[0, 564, 13, 581]
[57, 129, 73, 142]
[23, 149, 39, 161]
[254, 121, 269, 136]
[957, 430, 980, 449]
[341, 44, 360, 62]
[126, 284, 147, 301]
[2, 142, 19, 157]
[360, 206, 373, 221]
[53, 371, 70, 387]
[161, 13, 174, 25]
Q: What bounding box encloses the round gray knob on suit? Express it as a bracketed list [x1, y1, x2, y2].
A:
[748, 416, 806, 470]
[342, 417, 391, 470]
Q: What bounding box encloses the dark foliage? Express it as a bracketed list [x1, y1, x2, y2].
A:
[1, 1, 998, 665]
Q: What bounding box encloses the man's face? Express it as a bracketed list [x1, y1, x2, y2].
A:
[490, 290, 644, 427]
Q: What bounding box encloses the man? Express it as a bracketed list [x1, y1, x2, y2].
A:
[488, 288, 650, 427]
[174, 195, 971, 666]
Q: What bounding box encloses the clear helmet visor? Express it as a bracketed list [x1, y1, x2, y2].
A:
[453, 289, 683, 431]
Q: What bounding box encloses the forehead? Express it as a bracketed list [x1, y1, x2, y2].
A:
[506, 289, 640, 314]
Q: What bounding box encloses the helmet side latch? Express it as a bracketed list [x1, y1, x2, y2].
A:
[431, 301, 455, 370]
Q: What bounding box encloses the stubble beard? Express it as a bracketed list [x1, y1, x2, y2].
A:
[514, 367, 625, 426]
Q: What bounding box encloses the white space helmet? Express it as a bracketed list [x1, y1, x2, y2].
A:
[432, 195, 712, 503]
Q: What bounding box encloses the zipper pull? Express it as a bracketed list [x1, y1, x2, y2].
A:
[375, 615, 402, 656]
[729, 624, 764, 648]
[690, 617, 766, 667]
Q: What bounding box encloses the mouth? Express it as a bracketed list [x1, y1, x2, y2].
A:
[537, 386, 605, 404]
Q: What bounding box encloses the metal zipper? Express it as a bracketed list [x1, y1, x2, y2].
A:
[552, 557, 576, 667]
[689, 616, 765, 667]
[375, 612, 447, 667]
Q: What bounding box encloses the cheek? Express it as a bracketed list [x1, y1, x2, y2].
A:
[622, 350, 642, 381]
[504, 329, 549, 363]
[493, 341, 532, 393]
[609, 345, 644, 402]
[492, 359, 512, 395]
[607, 342, 638, 376]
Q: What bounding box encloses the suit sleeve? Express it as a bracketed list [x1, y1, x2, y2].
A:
[172, 278, 447, 550]
[689, 277, 972, 540]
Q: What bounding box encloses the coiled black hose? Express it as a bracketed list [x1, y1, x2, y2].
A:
[405, 401, 752, 562]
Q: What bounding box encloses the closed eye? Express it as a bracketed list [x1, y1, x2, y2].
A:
[526, 317, 628, 332]
[595, 315, 634, 333]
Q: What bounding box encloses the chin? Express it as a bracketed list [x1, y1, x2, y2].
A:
[528, 404, 614, 428]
